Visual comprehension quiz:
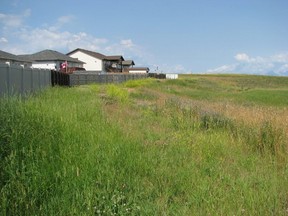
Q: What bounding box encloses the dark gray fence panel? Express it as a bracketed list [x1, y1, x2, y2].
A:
[9, 65, 22, 94]
[23, 67, 32, 93]
[0, 64, 51, 97]
[69, 72, 149, 86]
[0, 64, 9, 96]
[32, 69, 40, 91]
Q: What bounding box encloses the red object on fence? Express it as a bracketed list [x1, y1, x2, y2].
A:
[61, 61, 68, 73]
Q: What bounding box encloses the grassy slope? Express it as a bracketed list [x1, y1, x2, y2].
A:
[162, 74, 288, 106]
[1, 74, 288, 215]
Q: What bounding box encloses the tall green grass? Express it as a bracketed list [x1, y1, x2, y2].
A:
[0, 88, 144, 215]
[1, 75, 288, 215]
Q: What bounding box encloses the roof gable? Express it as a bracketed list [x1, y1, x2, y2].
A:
[122, 60, 135, 66]
[105, 55, 124, 61]
[67, 48, 124, 61]
[129, 67, 149, 71]
[67, 48, 106, 60]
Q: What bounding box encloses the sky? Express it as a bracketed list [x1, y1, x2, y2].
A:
[1, 0, 288, 75]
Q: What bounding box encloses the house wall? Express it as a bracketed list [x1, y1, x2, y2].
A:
[0, 60, 11, 65]
[32, 61, 82, 70]
[0, 60, 31, 68]
[128, 69, 148, 74]
[32, 61, 56, 70]
[68, 51, 103, 71]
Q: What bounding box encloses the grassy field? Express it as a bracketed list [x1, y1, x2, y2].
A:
[1, 74, 288, 215]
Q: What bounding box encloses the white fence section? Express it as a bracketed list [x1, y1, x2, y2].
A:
[166, 74, 178, 79]
[0, 63, 51, 96]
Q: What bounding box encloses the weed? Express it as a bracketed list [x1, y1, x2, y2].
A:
[200, 111, 233, 130]
[1, 74, 288, 215]
[88, 84, 100, 93]
[105, 84, 129, 104]
[123, 78, 155, 88]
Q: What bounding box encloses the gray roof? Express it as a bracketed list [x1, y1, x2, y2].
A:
[129, 67, 149, 71]
[19, 49, 83, 63]
[0, 50, 31, 62]
[67, 48, 124, 61]
[122, 60, 135, 66]
[104, 55, 124, 61]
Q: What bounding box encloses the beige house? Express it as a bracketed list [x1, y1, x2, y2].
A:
[67, 48, 124, 73]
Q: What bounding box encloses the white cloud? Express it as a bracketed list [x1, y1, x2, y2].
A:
[0, 11, 148, 62]
[276, 64, 288, 74]
[0, 10, 168, 69]
[150, 63, 189, 74]
[105, 39, 139, 56]
[235, 53, 250, 62]
[57, 15, 74, 25]
[48, 15, 75, 31]
[0, 9, 30, 28]
[23, 9, 31, 17]
[14, 27, 109, 53]
[208, 52, 288, 76]
[120, 39, 135, 48]
[271, 53, 288, 63]
[207, 64, 237, 73]
[103, 38, 153, 66]
[0, 37, 8, 43]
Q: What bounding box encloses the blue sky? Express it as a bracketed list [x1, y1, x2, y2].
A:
[1, 0, 288, 75]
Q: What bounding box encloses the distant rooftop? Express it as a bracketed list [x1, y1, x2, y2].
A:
[122, 60, 135, 66]
[67, 48, 124, 61]
[19, 49, 83, 63]
[0, 49, 31, 63]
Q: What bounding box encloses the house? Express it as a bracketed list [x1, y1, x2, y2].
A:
[122, 60, 135, 72]
[128, 67, 149, 74]
[67, 48, 124, 73]
[104, 55, 125, 73]
[121, 60, 150, 74]
[19, 49, 84, 71]
[0, 50, 32, 67]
